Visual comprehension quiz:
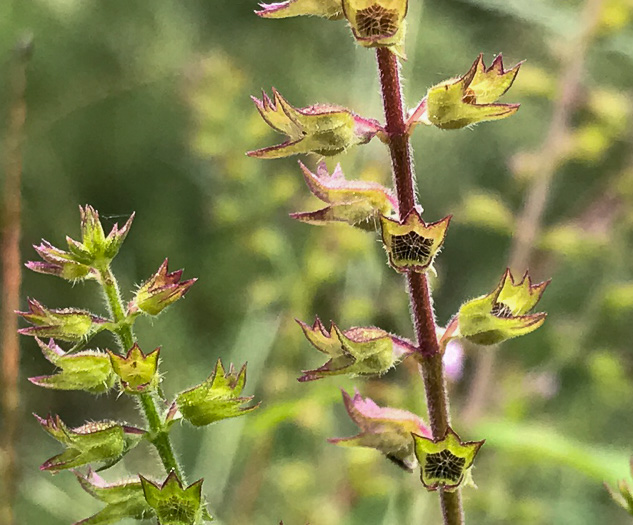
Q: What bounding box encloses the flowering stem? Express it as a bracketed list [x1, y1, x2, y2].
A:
[97, 265, 184, 480]
[376, 47, 463, 525]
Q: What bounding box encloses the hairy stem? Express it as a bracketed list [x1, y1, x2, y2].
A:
[376, 47, 463, 525]
[0, 36, 32, 525]
[97, 266, 184, 480]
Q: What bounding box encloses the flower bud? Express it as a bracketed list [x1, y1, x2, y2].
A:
[176, 359, 259, 427]
[74, 468, 151, 524]
[290, 161, 397, 230]
[26, 240, 94, 281]
[456, 269, 549, 345]
[66, 205, 134, 267]
[256, 0, 344, 19]
[35, 414, 144, 472]
[131, 259, 197, 316]
[297, 317, 415, 381]
[18, 298, 107, 342]
[329, 388, 431, 471]
[29, 338, 115, 394]
[415, 54, 521, 130]
[247, 89, 382, 158]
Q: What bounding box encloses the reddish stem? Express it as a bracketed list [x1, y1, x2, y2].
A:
[376, 47, 464, 525]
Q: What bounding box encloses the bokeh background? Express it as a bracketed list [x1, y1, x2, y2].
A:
[1, 0, 633, 523]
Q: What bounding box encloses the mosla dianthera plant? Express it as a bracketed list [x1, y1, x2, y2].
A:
[21, 206, 259, 524]
[248, 0, 550, 524]
[21, 2, 550, 525]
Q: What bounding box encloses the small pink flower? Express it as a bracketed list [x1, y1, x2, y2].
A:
[328, 388, 431, 471]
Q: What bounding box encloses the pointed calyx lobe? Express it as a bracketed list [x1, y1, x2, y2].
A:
[342, 0, 408, 54]
[247, 89, 382, 158]
[69, 205, 134, 267]
[140, 471, 211, 524]
[454, 269, 549, 345]
[414, 54, 522, 130]
[130, 258, 197, 316]
[329, 388, 431, 471]
[35, 414, 144, 472]
[256, 0, 344, 19]
[74, 469, 151, 524]
[381, 209, 451, 273]
[290, 161, 397, 230]
[108, 343, 160, 394]
[175, 359, 259, 427]
[29, 338, 115, 394]
[18, 298, 107, 342]
[297, 317, 415, 381]
[413, 427, 484, 492]
[25, 205, 134, 278]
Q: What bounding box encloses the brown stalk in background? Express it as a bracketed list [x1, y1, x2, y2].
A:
[1, 36, 32, 525]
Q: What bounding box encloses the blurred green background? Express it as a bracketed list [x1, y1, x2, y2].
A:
[1, 0, 633, 523]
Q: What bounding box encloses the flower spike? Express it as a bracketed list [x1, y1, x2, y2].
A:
[247, 89, 382, 158]
[18, 298, 107, 342]
[412, 427, 484, 492]
[329, 389, 431, 471]
[415, 54, 522, 130]
[29, 338, 115, 394]
[290, 161, 398, 230]
[380, 210, 451, 273]
[455, 269, 550, 345]
[297, 317, 415, 381]
[256, 0, 344, 19]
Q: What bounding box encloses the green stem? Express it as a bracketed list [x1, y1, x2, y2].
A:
[97, 265, 184, 481]
[376, 47, 464, 525]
